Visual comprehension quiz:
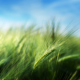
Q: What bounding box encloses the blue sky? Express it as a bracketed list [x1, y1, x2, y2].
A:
[0, 0, 80, 33]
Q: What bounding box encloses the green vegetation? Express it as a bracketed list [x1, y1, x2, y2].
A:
[0, 21, 80, 80]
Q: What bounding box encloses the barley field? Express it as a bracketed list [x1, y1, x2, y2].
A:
[0, 21, 80, 80]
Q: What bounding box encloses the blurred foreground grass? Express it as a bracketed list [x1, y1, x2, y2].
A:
[0, 21, 80, 80]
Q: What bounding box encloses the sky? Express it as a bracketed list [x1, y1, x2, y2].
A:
[0, 0, 80, 34]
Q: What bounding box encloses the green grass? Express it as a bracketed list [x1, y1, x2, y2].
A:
[0, 22, 80, 80]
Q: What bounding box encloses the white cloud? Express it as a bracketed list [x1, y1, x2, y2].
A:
[70, 0, 80, 2]
[0, 0, 80, 31]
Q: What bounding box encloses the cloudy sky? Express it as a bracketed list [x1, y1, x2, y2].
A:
[0, 0, 80, 33]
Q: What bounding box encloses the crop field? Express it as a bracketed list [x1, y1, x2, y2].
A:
[0, 22, 80, 80]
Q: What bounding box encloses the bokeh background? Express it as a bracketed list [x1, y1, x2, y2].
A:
[0, 0, 80, 35]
